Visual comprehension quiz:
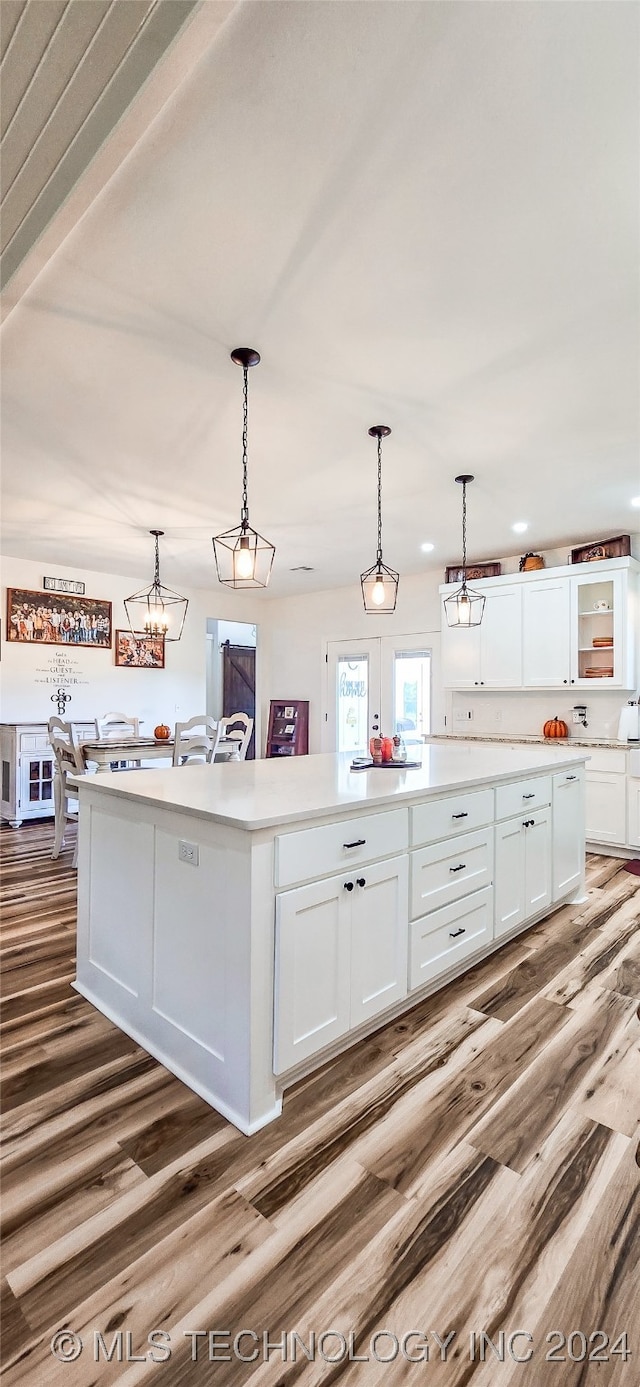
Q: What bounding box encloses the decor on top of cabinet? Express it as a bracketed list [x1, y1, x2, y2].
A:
[444, 476, 486, 627]
[124, 531, 188, 642]
[7, 588, 112, 647]
[570, 535, 631, 564]
[445, 561, 501, 583]
[360, 426, 399, 613]
[519, 553, 544, 571]
[543, 716, 569, 739]
[212, 348, 275, 589]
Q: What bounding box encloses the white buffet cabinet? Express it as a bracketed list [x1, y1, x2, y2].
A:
[72, 746, 587, 1135]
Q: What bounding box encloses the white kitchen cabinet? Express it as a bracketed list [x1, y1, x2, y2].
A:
[522, 578, 572, 688]
[441, 585, 521, 688]
[552, 768, 585, 900]
[350, 855, 409, 1027]
[1, 721, 96, 827]
[274, 853, 408, 1074]
[627, 778, 640, 848]
[585, 771, 627, 847]
[410, 887, 493, 991]
[570, 570, 629, 688]
[410, 827, 493, 919]
[441, 556, 638, 691]
[495, 807, 551, 938]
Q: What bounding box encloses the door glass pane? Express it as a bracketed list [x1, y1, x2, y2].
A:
[394, 651, 431, 746]
[29, 782, 40, 801]
[29, 762, 39, 781]
[42, 781, 52, 800]
[337, 657, 369, 754]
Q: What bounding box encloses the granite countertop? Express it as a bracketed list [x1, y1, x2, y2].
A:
[70, 744, 588, 832]
[431, 734, 636, 750]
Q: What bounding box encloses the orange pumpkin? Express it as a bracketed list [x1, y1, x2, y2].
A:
[543, 716, 568, 739]
[154, 724, 170, 740]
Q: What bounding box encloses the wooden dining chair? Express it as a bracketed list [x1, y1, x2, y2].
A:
[96, 711, 140, 738]
[215, 713, 253, 761]
[172, 715, 221, 766]
[49, 731, 84, 866]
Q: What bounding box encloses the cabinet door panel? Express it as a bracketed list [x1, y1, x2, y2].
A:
[585, 772, 626, 846]
[627, 778, 640, 848]
[441, 602, 481, 688]
[480, 586, 522, 687]
[522, 579, 571, 687]
[552, 771, 585, 900]
[494, 817, 526, 937]
[274, 876, 351, 1074]
[570, 571, 625, 687]
[350, 854, 408, 1026]
[525, 808, 552, 918]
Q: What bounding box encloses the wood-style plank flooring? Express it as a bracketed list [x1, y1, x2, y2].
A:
[1, 821, 639, 1385]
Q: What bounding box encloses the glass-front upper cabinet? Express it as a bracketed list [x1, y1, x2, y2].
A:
[570, 570, 628, 687]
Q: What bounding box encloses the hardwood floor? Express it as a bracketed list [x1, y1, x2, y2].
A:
[1, 821, 639, 1385]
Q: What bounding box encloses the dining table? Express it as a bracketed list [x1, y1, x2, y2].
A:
[79, 737, 241, 770]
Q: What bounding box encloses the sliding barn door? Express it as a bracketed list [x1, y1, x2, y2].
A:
[222, 643, 256, 759]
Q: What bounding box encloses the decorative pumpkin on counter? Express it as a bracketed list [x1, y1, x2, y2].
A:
[154, 724, 170, 740]
[543, 716, 568, 739]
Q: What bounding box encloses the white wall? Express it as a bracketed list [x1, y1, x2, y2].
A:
[260, 569, 444, 754]
[0, 555, 259, 734]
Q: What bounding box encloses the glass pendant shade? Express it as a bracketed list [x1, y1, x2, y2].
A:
[361, 425, 399, 613]
[124, 530, 188, 641]
[443, 474, 485, 628]
[213, 347, 275, 589]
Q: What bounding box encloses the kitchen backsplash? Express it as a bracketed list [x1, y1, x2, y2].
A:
[448, 689, 631, 741]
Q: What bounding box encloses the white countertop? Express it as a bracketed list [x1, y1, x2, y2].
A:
[71, 744, 588, 832]
[432, 733, 635, 751]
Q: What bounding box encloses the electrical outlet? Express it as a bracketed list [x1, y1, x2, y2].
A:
[178, 840, 199, 866]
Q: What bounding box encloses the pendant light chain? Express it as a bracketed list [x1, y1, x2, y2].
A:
[153, 531, 161, 588]
[241, 366, 249, 525]
[461, 478, 467, 575]
[376, 431, 383, 564]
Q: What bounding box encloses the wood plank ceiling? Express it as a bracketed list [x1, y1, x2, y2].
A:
[0, 0, 199, 290]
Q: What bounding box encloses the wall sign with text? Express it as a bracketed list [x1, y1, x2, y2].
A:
[43, 576, 86, 595]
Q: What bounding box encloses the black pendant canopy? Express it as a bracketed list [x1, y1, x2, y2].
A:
[124, 530, 188, 641]
[360, 425, 399, 613]
[444, 475, 486, 627]
[212, 348, 275, 589]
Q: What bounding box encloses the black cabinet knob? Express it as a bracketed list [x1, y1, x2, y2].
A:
[344, 880, 354, 892]
[356, 877, 366, 888]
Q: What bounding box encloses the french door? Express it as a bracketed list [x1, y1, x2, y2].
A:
[325, 635, 432, 754]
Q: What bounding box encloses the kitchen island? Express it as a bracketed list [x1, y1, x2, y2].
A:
[73, 744, 588, 1133]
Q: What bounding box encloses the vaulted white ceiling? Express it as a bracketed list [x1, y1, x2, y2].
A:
[1, 0, 638, 598]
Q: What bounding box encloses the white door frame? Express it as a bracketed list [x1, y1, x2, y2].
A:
[323, 633, 436, 753]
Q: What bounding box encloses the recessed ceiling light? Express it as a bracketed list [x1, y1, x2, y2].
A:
[421, 542, 435, 553]
[512, 522, 528, 534]
[631, 496, 640, 508]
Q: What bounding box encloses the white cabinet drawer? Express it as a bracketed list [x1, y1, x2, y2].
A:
[410, 788, 493, 846]
[410, 827, 493, 920]
[19, 734, 50, 752]
[585, 748, 626, 774]
[275, 808, 408, 888]
[409, 887, 494, 992]
[495, 775, 552, 821]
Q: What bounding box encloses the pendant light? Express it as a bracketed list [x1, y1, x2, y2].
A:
[444, 474, 486, 627]
[360, 425, 399, 613]
[212, 348, 275, 588]
[124, 530, 189, 640]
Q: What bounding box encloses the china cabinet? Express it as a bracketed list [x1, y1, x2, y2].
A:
[1, 722, 95, 827]
[265, 699, 309, 757]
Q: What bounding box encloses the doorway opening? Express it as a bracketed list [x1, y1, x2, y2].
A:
[206, 620, 257, 759]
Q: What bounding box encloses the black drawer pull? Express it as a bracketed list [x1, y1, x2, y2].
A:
[522, 793, 535, 799]
[449, 927, 466, 938]
[449, 863, 466, 873]
[566, 775, 577, 781]
[343, 880, 354, 892]
[356, 877, 366, 888]
[451, 812, 468, 819]
[522, 818, 535, 828]
[343, 838, 366, 849]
